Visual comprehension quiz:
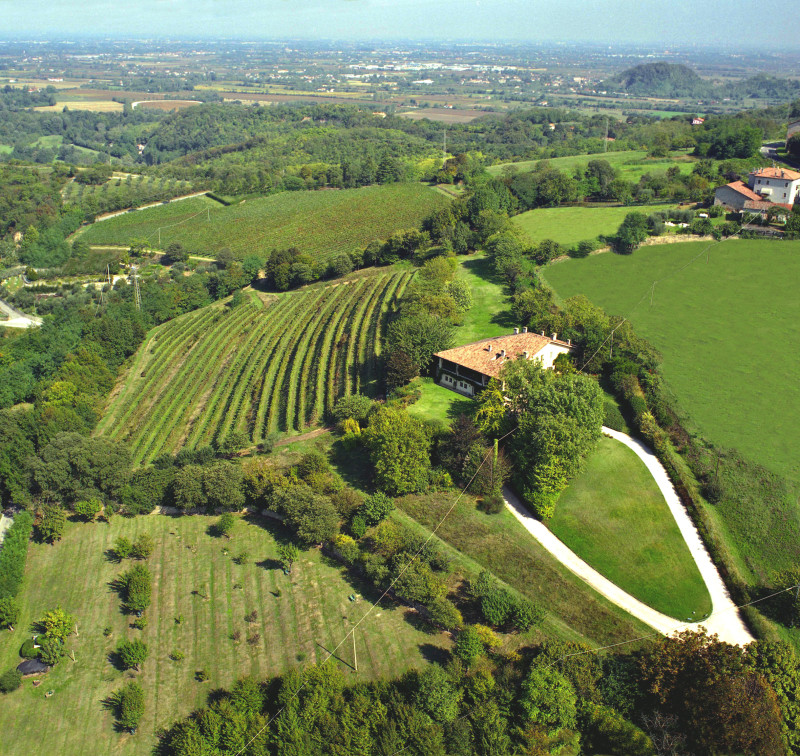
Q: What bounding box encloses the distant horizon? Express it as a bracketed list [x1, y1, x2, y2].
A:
[1, 0, 799, 50]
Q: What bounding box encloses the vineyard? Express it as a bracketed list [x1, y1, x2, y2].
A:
[78, 183, 448, 260]
[97, 270, 412, 464]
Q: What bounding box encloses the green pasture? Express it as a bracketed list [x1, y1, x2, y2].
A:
[487, 149, 696, 181]
[0, 514, 444, 756]
[79, 183, 448, 260]
[542, 239, 800, 483]
[549, 436, 712, 620]
[542, 239, 800, 598]
[513, 203, 676, 248]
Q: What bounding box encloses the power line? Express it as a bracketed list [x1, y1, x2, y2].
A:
[232, 427, 517, 756]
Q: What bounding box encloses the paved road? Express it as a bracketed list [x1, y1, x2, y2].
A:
[0, 297, 42, 329]
[504, 427, 754, 646]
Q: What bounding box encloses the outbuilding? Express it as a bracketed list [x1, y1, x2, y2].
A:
[17, 659, 51, 677]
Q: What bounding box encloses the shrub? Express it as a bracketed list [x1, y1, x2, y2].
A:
[332, 534, 360, 565]
[360, 492, 395, 526]
[115, 680, 145, 732]
[73, 498, 101, 521]
[0, 668, 22, 694]
[36, 504, 66, 543]
[481, 492, 504, 514]
[473, 624, 502, 648]
[350, 516, 367, 539]
[481, 587, 515, 627]
[19, 638, 39, 659]
[427, 597, 463, 631]
[38, 636, 65, 666]
[216, 512, 235, 537]
[513, 598, 545, 631]
[330, 488, 364, 518]
[297, 450, 330, 478]
[130, 533, 154, 560]
[195, 669, 209, 682]
[113, 536, 132, 560]
[132, 616, 147, 631]
[278, 543, 299, 573]
[603, 402, 627, 432]
[0, 597, 19, 629]
[117, 638, 148, 671]
[331, 394, 374, 425]
[122, 564, 152, 613]
[454, 626, 484, 666]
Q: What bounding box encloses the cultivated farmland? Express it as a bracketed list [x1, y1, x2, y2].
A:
[97, 271, 412, 464]
[79, 183, 448, 260]
[0, 515, 446, 756]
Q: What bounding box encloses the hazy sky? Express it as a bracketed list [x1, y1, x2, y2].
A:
[2, 0, 798, 47]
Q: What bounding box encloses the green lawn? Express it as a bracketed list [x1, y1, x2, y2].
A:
[78, 183, 448, 260]
[549, 437, 712, 620]
[454, 253, 515, 344]
[487, 149, 696, 181]
[1, 515, 447, 756]
[407, 378, 474, 424]
[542, 239, 800, 484]
[513, 204, 676, 248]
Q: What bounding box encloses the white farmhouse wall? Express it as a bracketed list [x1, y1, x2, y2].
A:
[533, 342, 572, 368]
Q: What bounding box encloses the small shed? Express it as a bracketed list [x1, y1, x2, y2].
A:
[17, 659, 51, 677]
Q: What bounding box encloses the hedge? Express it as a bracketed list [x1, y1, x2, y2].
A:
[0, 512, 33, 601]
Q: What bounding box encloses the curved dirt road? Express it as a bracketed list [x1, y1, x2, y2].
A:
[504, 427, 753, 646]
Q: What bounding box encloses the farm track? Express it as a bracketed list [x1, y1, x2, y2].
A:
[98, 272, 411, 464]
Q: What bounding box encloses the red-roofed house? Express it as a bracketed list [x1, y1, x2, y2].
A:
[747, 167, 800, 204]
[433, 329, 574, 397]
[713, 180, 763, 212]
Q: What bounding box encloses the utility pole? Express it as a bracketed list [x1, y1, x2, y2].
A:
[353, 630, 357, 673]
[443, 128, 447, 166]
[650, 281, 656, 306]
[604, 118, 608, 153]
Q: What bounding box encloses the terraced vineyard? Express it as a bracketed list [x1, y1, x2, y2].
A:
[97, 270, 412, 464]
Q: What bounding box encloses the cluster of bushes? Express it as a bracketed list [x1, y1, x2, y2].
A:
[159, 631, 800, 756]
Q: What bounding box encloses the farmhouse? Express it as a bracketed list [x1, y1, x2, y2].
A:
[714, 167, 800, 218]
[434, 329, 574, 397]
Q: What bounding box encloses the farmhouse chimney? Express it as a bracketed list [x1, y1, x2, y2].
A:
[541, 330, 545, 336]
[552, 333, 557, 341]
[523, 326, 528, 333]
[523, 350, 529, 359]
[500, 349, 506, 358]
[513, 327, 519, 335]
[567, 339, 571, 346]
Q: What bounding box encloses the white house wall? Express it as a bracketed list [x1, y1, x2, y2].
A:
[534, 342, 572, 368]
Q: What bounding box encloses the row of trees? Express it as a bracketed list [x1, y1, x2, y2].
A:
[159, 630, 799, 756]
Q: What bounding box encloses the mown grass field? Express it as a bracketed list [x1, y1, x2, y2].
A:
[549, 436, 712, 620]
[0, 515, 445, 756]
[513, 203, 676, 248]
[98, 272, 411, 464]
[487, 149, 696, 181]
[79, 183, 448, 260]
[542, 239, 800, 484]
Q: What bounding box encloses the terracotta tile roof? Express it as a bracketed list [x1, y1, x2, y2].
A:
[723, 181, 762, 201]
[435, 332, 573, 379]
[751, 166, 800, 181]
[743, 200, 793, 212]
